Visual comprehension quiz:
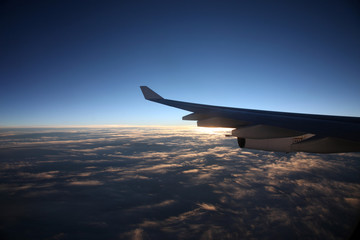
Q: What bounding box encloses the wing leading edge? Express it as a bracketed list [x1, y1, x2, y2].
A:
[140, 86, 360, 153]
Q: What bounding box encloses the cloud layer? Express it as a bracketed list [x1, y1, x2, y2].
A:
[0, 127, 359, 240]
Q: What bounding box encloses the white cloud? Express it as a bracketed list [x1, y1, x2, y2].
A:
[198, 203, 217, 211]
[67, 180, 103, 186]
[1, 127, 359, 239]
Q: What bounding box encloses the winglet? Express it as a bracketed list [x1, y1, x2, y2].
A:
[140, 86, 164, 100]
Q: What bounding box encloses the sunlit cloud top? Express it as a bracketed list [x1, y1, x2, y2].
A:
[0, 127, 359, 239]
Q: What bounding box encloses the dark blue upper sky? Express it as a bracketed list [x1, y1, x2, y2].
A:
[1, 0, 360, 126]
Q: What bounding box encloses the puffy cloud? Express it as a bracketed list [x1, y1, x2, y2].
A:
[0, 127, 359, 240]
[18, 171, 60, 179]
[130, 200, 176, 211]
[198, 203, 217, 211]
[67, 180, 103, 186]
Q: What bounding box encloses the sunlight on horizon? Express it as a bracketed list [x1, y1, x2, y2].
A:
[194, 127, 233, 135]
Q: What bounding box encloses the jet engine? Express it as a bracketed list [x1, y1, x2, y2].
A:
[232, 124, 360, 153]
[236, 136, 360, 153]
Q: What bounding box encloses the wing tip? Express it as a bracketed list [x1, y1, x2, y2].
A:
[140, 86, 164, 100]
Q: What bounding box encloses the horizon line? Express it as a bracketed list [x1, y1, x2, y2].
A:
[0, 124, 197, 129]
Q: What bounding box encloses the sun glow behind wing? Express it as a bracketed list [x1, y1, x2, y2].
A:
[194, 127, 233, 135]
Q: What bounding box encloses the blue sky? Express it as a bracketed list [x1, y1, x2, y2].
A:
[1, 0, 360, 126]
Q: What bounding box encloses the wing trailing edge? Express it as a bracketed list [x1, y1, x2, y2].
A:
[139, 86, 360, 153]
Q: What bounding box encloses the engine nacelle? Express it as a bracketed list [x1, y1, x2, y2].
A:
[232, 125, 304, 139]
[237, 137, 295, 152]
[237, 136, 360, 153]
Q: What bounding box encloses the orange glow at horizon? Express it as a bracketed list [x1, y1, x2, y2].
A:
[194, 127, 233, 135]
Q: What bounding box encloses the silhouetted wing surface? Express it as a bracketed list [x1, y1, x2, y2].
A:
[140, 86, 360, 142]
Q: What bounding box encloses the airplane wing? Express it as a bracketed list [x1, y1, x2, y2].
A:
[140, 86, 360, 153]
